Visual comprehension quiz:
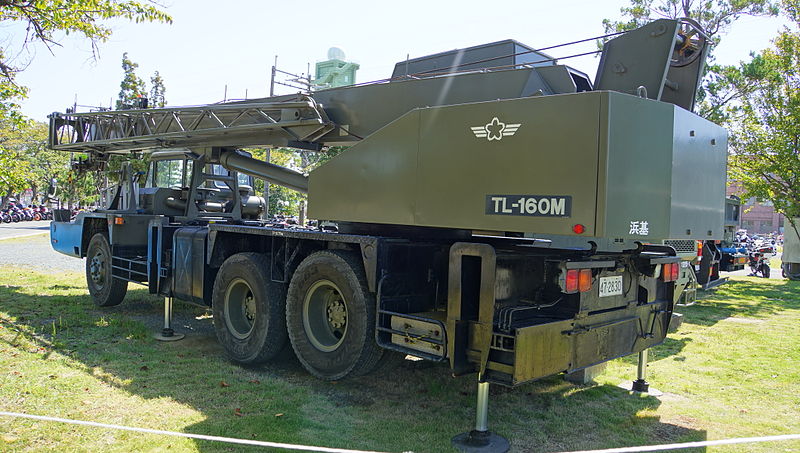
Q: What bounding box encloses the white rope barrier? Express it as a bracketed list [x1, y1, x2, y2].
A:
[0, 411, 394, 453]
[4, 410, 799, 453]
[561, 433, 800, 453]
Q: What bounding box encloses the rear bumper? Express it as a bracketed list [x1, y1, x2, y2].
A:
[484, 299, 672, 386]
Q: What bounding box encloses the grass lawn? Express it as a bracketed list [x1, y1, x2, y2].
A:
[1, 266, 799, 452]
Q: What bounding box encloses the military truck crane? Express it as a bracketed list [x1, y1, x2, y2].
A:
[49, 19, 726, 451]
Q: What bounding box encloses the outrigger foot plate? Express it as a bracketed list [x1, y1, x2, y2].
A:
[452, 430, 510, 453]
[154, 328, 185, 342]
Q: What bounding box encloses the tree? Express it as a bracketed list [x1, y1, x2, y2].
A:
[601, 1, 780, 119]
[0, 1, 170, 207]
[0, 1, 171, 119]
[20, 121, 70, 202]
[602, 0, 778, 39]
[247, 146, 345, 219]
[116, 52, 147, 109]
[727, 17, 800, 238]
[0, 116, 32, 205]
[149, 70, 166, 107]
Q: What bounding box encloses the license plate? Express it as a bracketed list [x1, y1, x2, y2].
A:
[599, 276, 623, 297]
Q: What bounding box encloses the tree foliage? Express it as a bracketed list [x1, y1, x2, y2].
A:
[247, 147, 345, 218]
[0, 1, 171, 118]
[728, 16, 800, 235]
[149, 70, 166, 107]
[0, 116, 32, 201]
[602, 0, 779, 40]
[602, 1, 780, 119]
[0, 1, 170, 206]
[116, 52, 147, 109]
[0, 117, 75, 206]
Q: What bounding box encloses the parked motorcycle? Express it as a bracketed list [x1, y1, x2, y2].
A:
[7, 204, 24, 222]
[748, 242, 775, 278]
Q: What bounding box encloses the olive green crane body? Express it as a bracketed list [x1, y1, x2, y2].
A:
[309, 90, 726, 248]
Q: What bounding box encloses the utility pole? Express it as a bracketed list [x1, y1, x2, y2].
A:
[270, 56, 277, 96]
[263, 148, 271, 220]
[298, 151, 309, 226]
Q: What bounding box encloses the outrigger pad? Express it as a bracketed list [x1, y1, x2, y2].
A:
[452, 430, 510, 453]
[154, 329, 185, 342]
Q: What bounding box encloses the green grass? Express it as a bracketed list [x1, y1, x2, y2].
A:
[1, 266, 799, 452]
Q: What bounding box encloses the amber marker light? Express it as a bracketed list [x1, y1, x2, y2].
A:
[578, 269, 592, 292]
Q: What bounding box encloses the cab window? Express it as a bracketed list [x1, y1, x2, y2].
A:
[147, 159, 187, 188]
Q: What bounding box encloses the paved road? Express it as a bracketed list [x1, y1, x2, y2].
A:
[0, 219, 51, 240]
[0, 221, 84, 273]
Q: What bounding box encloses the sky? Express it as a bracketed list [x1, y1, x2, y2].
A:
[6, 0, 792, 121]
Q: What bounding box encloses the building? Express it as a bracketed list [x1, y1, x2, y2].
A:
[727, 182, 784, 235]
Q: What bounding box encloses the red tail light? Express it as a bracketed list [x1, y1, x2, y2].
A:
[697, 240, 704, 257]
[565, 269, 578, 293]
[671, 262, 679, 281]
[578, 269, 592, 292]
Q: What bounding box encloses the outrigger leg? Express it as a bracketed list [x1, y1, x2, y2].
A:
[154, 296, 185, 341]
[452, 374, 509, 453]
[631, 350, 649, 393]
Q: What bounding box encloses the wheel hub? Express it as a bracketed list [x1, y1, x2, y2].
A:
[89, 253, 105, 286]
[224, 278, 257, 340]
[303, 280, 349, 352]
[326, 298, 347, 328]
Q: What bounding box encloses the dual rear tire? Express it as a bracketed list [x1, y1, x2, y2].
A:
[213, 250, 383, 380]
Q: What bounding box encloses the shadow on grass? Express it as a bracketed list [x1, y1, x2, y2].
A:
[0, 283, 708, 453]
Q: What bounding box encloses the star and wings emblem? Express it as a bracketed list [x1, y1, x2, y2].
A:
[470, 117, 521, 141]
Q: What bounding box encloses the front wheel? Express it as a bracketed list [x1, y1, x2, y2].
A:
[212, 253, 288, 364]
[286, 250, 383, 381]
[85, 233, 128, 307]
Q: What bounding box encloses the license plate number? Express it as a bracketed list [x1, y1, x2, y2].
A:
[599, 276, 623, 297]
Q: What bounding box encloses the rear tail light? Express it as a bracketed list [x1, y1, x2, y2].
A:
[578, 269, 592, 292]
[661, 263, 680, 282]
[697, 240, 704, 257]
[565, 269, 578, 293]
[565, 269, 594, 293]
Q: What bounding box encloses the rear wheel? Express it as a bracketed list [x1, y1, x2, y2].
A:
[212, 253, 288, 364]
[762, 263, 771, 278]
[86, 233, 128, 307]
[286, 250, 383, 380]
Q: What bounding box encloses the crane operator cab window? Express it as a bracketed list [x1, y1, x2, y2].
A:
[145, 158, 192, 189]
[139, 155, 193, 216]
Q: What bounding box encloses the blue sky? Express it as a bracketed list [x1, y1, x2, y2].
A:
[7, 0, 790, 121]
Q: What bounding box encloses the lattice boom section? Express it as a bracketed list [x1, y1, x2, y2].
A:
[48, 96, 334, 153]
